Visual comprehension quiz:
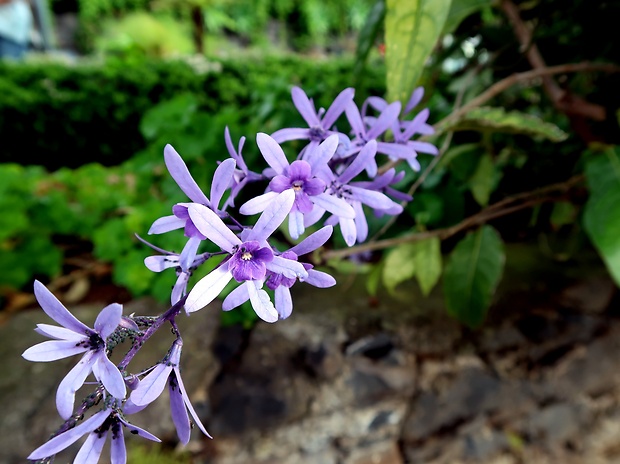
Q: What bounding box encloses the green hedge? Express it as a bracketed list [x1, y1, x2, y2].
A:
[0, 55, 385, 169]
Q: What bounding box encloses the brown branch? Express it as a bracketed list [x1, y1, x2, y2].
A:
[321, 175, 583, 261]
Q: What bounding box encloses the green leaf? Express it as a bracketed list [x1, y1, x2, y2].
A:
[442, 0, 492, 35]
[354, 0, 386, 78]
[382, 237, 442, 295]
[469, 153, 496, 206]
[385, 0, 452, 104]
[366, 262, 384, 297]
[443, 225, 505, 327]
[583, 147, 620, 285]
[440, 107, 568, 141]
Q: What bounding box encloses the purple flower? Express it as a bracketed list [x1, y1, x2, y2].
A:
[130, 339, 211, 444]
[184, 189, 308, 322]
[271, 86, 355, 147]
[240, 133, 354, 239]
[27, 402, 160, 463]
[222, 226, 336, 319]
[148, 144, 236, 274]
[22, 281, 126, 419]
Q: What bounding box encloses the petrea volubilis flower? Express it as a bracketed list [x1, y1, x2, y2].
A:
[223, 126, 264, 209]
[240, 133, 354, 239]
[184, 189, 308, 322]
[27, 401, 160, 463]
[223, 225, 336, 319]
[22, 281, 126, 420]
[130, 339, 211, 444]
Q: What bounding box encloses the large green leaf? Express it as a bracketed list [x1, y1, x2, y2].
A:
[382, 237, 442, 295]
[583, 147, 620, 285]
[385, 0, 452, 104]
[443, 225, 505, 327]
[439, 107, 568, 141]
[442, 0, 492, 35]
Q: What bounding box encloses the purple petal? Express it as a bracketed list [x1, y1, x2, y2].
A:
[164, 144, 210, 205]
[179, 236, 202, 272]
[289, 225, 333, 256]
[376, 141, 416, 159]
[74, 430, 107, 464]
[349, 186, 399, 210]
[118, 416, 161, 442]
[275, 286, 293, 319]
[148, 215, 185, 235]
[123, 397, 148, 415]
[247, 189, 295, 242]
[93, 353, 126, 400]
[288, 210, 305, 239]
[266, 256, 308, 280]
[340, 217, 357, 246]
[409, 140, 439, 155]
[269, 175, 291, 193]
[222, 284, 250, 311]
[27, 409, 110, 460]
[404, 87, 425, 115]
[367, 101, 402, 140]
[256, 132, 289, 175]
[22, 340, 88, 362]
[240, 191, 280, 215]
[144, 255, 178, 272]
[353, 202, 369, 243]
[402, 108, 430, 139]
[295, 192, 314, 214]
[33, 280, 90, 334]
[344, 101, 366, 138]
[173, 367, 212, 439]
[56, 351, 96, 419]
[187, 204, 241, 252]
[230, 256, 267, 282]
[303, 177, 326, 196]
[94, 303, 122, 339]
[110, 428, 127, 464]
[210, 158, 236, 209]
[271, 127, 312, 143]
[305, 134, 339, 171]
[364, 96, 388, 113]
[305, 269, 337, 288]
[169, 376, 191, 444]
[311, 193, 356, 219]
[131, 363, 172, 406]
[34, 323, 85, 341]
[339, 140, 378, 184]
[322, 87, 355, 128]
[171, 272, 190, 305]
[288, 160, 312, 180]
[303, 204, 325, 227]
[246, 281, 278, 323]
[291, 86, 321, 127]
[185, 266, 233, 313]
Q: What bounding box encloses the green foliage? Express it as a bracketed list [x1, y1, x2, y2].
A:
[382, 237, 442, 296]
[443, 226, 505, 328]
[385, 0, 451, 103]
[583, 147, 620, 285]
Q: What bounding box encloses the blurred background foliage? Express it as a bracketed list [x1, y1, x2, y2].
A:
[0, 0, 619, 328]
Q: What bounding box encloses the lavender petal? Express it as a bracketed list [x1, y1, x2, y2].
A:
[74, 430, 107, 463]
[210, 158, 236, 209]
[246, 281, 278, 323]
[171, 272, 190, 305]
[410, 140, 439, 155]
[34, 280, 90, 334]
[110, 428, 127, 464]
[169, 377, 191, 444]
[311, 193, 355, 219]
[56, 351, 96, 419]
[271, 127, 312, 143]
[339, 140, 378, 184]
[187, 204, 241, 252]
[164, 144, 210, 205]
[340, 217, 357, 246]
[289, 225, 333, 256]
[349, 186, 400, 210]
[256, 132, 290, 175]
[247, 189, 295, 242]
[266, 256, 308, 280]
[222, 283, 250, 311]
[22, 340, 88, 362]
[27, 409, 110, 460]
[404, 86, 425, 115]
[291, 86, 321, 127]
[173, 367, 212, 439]
[305, 269, 337, 288]
[305, 134, 339, 171]
[367, 101, 402, 140]
[34, 323, 85, 341]
[179, 236, 202, 272]
[118, 417, 162, 442]
[185, 266, 233, 313]
[353, 202, 369, 243]
[239, 191, 279, 216]
[131, 363, 172, 406]
[144, 255, 178, 272]
[275, 286, 293, 319]
[93, 303, 122, 339]
[148, 215, 185, 235]
[288, 210, 305, 240]
[93, 353, 126, 400]
[322, 87, 355, 128]
[344, 101, 366, 138]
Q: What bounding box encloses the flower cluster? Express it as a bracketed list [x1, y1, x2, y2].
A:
[22, 85, 435, 463]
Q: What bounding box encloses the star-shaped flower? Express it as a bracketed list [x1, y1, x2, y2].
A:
[22, 281, 126, 419]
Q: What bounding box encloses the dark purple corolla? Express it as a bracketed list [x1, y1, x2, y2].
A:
[27, 400, 160, 463]
[184, 189, 308, 322]
[130, 339, 211, 444]
[22, 281, 126, 420]
[240, 133, 354, 239]
[222, 226, 336, 319]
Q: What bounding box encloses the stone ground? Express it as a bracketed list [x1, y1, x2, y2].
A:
[2, 246, 620, 463]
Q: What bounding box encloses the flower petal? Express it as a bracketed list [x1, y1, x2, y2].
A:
[239, 191, 279, 216]
[271, 127, 312, 143]
[173, 367, 212, 439]
[148, 215, 186, 235]
[339, 140, 378, 184]
[179, 236, 202, 272]
[34, 323, 86, 341]
[256, 132, 289, 175]
[222, 283, 250, 311]
[210, 158, 236, 209]
[322, 87, 355, 128]
[275, 286, 293, 319]
[187, 204, 241, 252]
[169, 376, 191, 444]
[22, 340, 88, 362]
[56, 351, 96, 419]
[110, 427, 127, 464]
[93, 353, 126, 400]
[339, 217, 357, 246]
[291, 86, 321, 127]
[27, 409, 110, 460]
[349, 186, 400, 210]
[266, 256, 308, 280]
[344, 101, 366, 139]
[164, 144, 210, 205]
[34, 280, 90, 334]
[185, 266, 233, 313]
[118, 417, 161, 442]
[144, 255, 179, 272]
[288, 210, 305, 240]
[311, 193, 355, 219]
[94, 303, 122, 339]
[246, 281, 278, 323]
[131, 363, 172, 406]
[246, 189, 295, 242]
[367, 101, 401, 140]
[289, 225, 333, 256]
[74, 430, 107, 464]
[305, 269, 337, 288]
